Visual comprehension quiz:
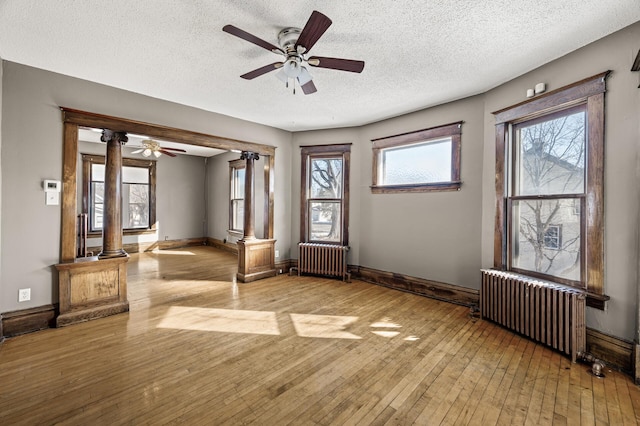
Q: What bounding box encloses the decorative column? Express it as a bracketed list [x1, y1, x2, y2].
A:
[54, 128, 130, 327]
[98, 129, 128, 259]
[236, 151, 276, 283]
[241, 151, 259, 240]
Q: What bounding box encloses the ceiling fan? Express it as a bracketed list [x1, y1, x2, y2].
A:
[223, 10, 365, 94]
[130, 139, 186, 158]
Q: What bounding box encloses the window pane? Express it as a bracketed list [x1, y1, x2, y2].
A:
[310, 158, 342, 199]
[309, 201, 341, 242]
[382, 138, 452, 185]
[232, 200, 244, 231]
[511, 199, 581, 282]
[515, 109, 585, 196]
[92, 164, 105, 182]
[123, 183, 149, 228]
[123, 166, 149, 184]
[234, 169, 245, 199]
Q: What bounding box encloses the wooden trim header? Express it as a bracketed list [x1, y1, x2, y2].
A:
[61, 107, 276, 156]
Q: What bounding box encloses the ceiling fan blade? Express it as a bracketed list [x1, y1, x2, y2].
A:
[159, 149, 177, 157]
[241, 62, 283, 80]
[161, 147, 187, 152]
[300, 80, 317, 95]
[131, 149, 144, 154]
[308, 56, 365, 73]
[295, 10, 332, 53]
[223, 25, 283, 54]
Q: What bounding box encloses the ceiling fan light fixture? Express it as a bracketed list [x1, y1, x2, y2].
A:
[297, 66, 313, 86]
[153, 150, 162, 158]
[142, 148, 152, 157]
[283, 57, 302, 78]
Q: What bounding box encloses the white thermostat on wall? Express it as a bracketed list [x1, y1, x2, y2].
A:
[43, 179, 61, 205]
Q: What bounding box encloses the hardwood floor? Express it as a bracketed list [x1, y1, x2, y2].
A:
[1, 246, 639, 425]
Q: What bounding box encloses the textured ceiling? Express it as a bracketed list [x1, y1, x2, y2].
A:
[1, 1, 639, 132]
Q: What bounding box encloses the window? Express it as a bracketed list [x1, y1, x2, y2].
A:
[544, 225, 562, 250]
[493, 72, 608, 307]
[82, 154, 156, 235]
[301, 144, 350, 245]
[229, 159, 245, 232]
[371, 122, 462, 193]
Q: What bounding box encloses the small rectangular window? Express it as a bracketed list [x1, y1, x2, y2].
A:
[371, 122, 462, 193]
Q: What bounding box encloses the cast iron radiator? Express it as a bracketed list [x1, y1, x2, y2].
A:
[295, 243, 350, 282]
[480, 269, 586, 362]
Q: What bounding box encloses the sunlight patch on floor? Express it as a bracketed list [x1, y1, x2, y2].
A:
[151, 250, 196, 256]
[290, 313, 361, 339]
[157, 306, 280, 335]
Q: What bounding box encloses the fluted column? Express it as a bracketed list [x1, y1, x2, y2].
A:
[241, 151, 259, 240]
[98, 129, 128, 259]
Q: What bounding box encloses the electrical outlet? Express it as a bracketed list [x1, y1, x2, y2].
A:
[164, 236, 169, 241]
[18, 288, 31, 302]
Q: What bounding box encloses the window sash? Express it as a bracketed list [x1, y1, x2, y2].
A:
[229, 159, 245, 232]
[492, 72, 607, 303]
[300, 144, 350, 246]
[371, 121, 462, 193]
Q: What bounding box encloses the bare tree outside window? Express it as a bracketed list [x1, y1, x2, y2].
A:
[309, 158, 343, 242]
[511, 106, 586, 282]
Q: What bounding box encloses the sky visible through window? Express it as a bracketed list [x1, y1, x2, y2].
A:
[383, 138, 452, 185]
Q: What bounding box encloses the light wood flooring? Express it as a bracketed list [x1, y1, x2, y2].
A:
[1, 246, 640, 425]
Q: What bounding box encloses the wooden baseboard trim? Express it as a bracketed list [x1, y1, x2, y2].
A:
[205, 237, 239, 255]
[350, 265, 479, 307]
[585, 328, 633, 374]
[56, 301, 129, 327]
[87, 238, 206, 255]
[275, 260, 293, 275]
[1, 304, 58, 338]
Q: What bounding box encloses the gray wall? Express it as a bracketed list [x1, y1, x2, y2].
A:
[0, 62, 292, 313]
[291, 96, 485, 290]
[480, 22, 640, 340]
[2, 21, 640, 344]
[77, 142, 208, 248]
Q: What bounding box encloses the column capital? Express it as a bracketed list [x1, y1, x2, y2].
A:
[101, 129, 129, 145]
[240, 151, 260, 161]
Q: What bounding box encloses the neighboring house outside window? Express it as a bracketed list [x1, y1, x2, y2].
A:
[371, 122, 462, 193]
[492, 72, 608, 306]
[81, 154, 156, 235]
[229, 159, 245, 233]
[300, 144, 351, 245]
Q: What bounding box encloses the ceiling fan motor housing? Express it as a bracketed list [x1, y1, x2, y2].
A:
[278, 27, 302, 52]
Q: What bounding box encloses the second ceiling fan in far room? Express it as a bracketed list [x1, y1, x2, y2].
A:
[223, 10, 365, 94]
[130, 139, 186, 158]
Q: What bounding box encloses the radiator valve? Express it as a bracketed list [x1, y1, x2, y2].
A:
[577, 351, 606, 378]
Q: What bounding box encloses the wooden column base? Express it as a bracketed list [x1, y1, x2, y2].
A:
[98, 249, 128, 259]
[55, 255, 129, 327]
[237, 238, 276, 283]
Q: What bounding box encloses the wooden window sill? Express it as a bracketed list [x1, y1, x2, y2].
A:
[371, 181, 462, 194]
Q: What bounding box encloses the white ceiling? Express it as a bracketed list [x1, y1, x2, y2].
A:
[1, 1, 639, 132]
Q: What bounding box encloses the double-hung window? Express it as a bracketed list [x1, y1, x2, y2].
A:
[300, 144, 350, 245]
[82, 154, 156, 234]
[493, 72, 608, 307]
[229, 159, 245, 232]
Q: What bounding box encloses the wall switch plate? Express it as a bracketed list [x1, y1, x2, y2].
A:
[18, 288, 31, 302]
[275, 250, 280, 258]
